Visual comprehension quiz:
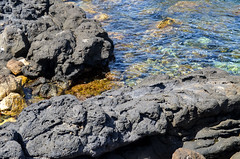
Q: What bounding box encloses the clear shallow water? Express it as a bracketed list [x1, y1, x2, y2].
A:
[75, 0, 239, 85]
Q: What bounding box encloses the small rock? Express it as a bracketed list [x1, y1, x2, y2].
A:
[94, 13, 109, 21]
[18, 58, 30, 66]
[172, 148, 206, 159]
[231, 152, 240, 159]
[156, 17, 181, 29]
[0, 75, 22, 100]
[0, 93, 27, 117]
[6, 59, 24, 75]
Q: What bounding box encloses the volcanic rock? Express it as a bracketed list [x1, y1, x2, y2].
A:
[0, 0, 114, 81]
[0, 68, 239, 159]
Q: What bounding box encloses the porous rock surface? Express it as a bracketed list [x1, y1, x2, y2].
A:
[1, 68, 240, 159]
[0, 0, 114, 80]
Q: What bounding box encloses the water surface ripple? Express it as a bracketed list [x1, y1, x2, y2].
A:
[76, 0, 240, 85]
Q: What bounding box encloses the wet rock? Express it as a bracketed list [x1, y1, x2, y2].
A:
[156, 17, 181, 29]
[172, 148, 206, 159]
[0, 74, 22, 100]
[6, 59, 24, 75]
[25, 77, 59, 98]
[16, 75, 28, 86]
[94, 13, 109, 21]
[1, 68, 240, 158]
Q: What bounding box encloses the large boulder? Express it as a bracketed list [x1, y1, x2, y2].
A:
[1, 68, 240, 158]
[0, 0, 114, 81]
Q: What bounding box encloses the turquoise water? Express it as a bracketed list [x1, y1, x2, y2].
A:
[75, 0, 240, 85]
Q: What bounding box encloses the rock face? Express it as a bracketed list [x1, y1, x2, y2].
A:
[1, 68, 240, 159]
[0, 0, 114, 80]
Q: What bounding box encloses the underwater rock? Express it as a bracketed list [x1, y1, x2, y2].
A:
[66, 78, 118, 100]
[0, 68, 240, 158]
[156, 17, 181, 29]
[167, 1, 209, 14]
[94, 13, 109, 21]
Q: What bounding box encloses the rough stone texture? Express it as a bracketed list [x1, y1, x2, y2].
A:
[1, 68, 240, 159]
[0, 128, 25, 158]
[172, 148, 206, 159]
[0, 0, 114, 81]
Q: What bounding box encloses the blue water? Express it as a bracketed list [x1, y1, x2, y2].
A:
[75, 0, 240, 85]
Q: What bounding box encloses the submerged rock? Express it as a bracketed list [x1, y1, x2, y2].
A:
[156, 17, 181, 29]
[0, 68, 240, 158]
[167, 1, 210, 14]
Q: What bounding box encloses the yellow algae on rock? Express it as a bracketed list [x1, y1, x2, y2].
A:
[65, 78, 118, 100]
[0, 117, 16, 126]
[0, 92, 27, 117]
[94, 13, 109, 21]
[156, 17, 181, 29]
[16, 75, 29, 86]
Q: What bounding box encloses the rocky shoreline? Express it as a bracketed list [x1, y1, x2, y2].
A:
[0, 0, 114, 119]
[0, 0, 240, 159]
[1, 68, 240, 159]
